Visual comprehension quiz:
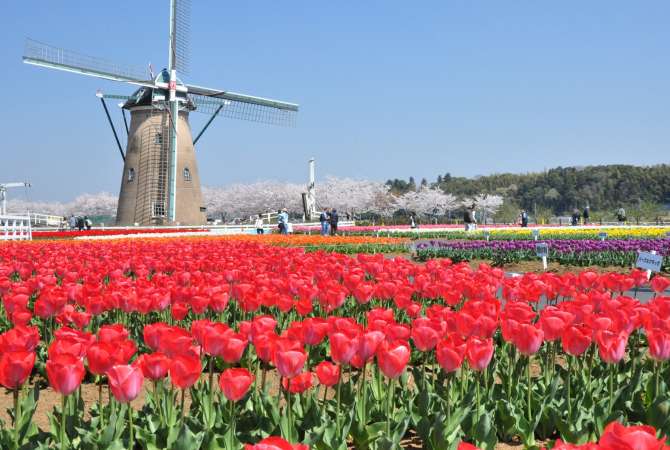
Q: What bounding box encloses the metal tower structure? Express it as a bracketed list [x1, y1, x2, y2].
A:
[23, 0, 298, 225]
[0, 182, 31, 216]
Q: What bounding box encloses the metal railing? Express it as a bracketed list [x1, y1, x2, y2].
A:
[1, 215, 33, 241]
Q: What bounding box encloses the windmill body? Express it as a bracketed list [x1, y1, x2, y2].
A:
[22, 0, 298, 225]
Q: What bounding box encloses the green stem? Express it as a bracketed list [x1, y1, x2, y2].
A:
[180, 389, 185, 426]
[527, 356, 532, 426]
[476, 371, 480, 427]
[336, 378, 342, 432]
[13, 388, 20, 449]
[287, 388, 293, 441]
[609, 363, 615, 414]
[387, 377, 395, 436]
[228, 401, 235, 450]
[61, 395, 67, 450]
[445, 373, 451, 425]
[567, 356, 572, 423]
[128, 403, 134, 450]
[656, 361, 661, 396]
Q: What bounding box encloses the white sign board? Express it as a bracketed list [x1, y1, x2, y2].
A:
[535, 243, 548, 258]
[636, 252, 663, 273]
[532, 229, 540, 240]
[483, 230, 491, 241]
[598, 232, 607, 241]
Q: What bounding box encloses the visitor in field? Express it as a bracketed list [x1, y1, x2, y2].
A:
[319, 209, 330, 236]
[520, 210, 529, 227]
[410, 214, 417, 229]
[617, 207, 626, 224]
[464, 204, 477, 231]
[571, 209, 581, 226]
[583, 206, 590, 225]
[255, 214, 264, 235]
[68, 215, 76, 230]
[84, 216, 92, 230]
[330, 208, 339, 235]
[279, 209, 289, 235]
[76, 216, 85, 231]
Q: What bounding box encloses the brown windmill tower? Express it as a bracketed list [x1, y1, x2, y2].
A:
[23, 0, 298, 225]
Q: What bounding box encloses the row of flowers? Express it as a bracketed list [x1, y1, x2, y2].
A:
[1, 239, 670, 448]
[32, 228, 210, 239]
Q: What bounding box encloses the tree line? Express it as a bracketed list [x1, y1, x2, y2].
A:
[387, 164, 670, 220]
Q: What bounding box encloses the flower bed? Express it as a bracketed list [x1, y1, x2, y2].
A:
[415, 238, 670, 272]
[0, 239, 669, 448]
[33, 228, 209, 239]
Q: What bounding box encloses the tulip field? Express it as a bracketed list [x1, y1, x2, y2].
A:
[1, 237, 670, 449]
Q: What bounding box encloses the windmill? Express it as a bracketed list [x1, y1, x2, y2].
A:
[23, 0, 298, 225]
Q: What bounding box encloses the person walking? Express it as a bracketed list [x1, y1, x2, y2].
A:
[571, 209, 581, 226]
[616, 207, 626, 225]
[76, 216, 85, 231]
[583, 206, 590, 225]
[255, 214, 264, 235]
[68, 215, 76, 230]
[84, 216, 92, 230]
[319, 208, 330, 236]
[520, 210, 529, 227]
[279, 209, 289, 235]
[464, 204, 477, 231]
[329, 208, 339, 235]
[410, 214, 418, 229]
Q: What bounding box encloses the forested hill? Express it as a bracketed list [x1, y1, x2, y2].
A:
[386, 164, 670, 215]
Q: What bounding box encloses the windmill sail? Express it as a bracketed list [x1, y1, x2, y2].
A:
[23, 39, 151, 87]
[171, 0, 190, 74]
[189, 93, 297, 127]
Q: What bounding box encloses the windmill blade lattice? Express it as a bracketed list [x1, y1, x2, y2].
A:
[189, 94, 297, 127]
[23, 39, 150, 85]
[172, 0, 190, 74]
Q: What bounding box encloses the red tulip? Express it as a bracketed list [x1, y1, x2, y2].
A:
[221, 333, 248, 363]
[302, 318, 329, 346]
[1, 326, 40, 352]
[282, 371, 313, 394]
[650, 275, 670, 294]
[137, 352, 171, 380]
[561, 324, 592, 356]
[274, 349, 307, 379]
[376, 340, 410, 379]
[466, 337, 494, 372]
[411, 325, 440, 352]
[46, 354, 86, 396]
[243, 436, 309, 450]
[97, 323, 129, 343]
[48, 338, 87, 359]
[107, 364, 144, 403]
[599, 421, 666, 450]
[512, 323, 544, 356]
[458, 443, 481, 450]
[219, 368, 254, 402]
[86, 342, 116, 376]
[171, 302, 188, 321]
[143, 322, 170, 351]
[436, 335, 466, 373]
[329, 332, 357, 365]
[0, 351, 35, 389]
[595, 330, 628, 364]
[169, 354, 202, 389]
[315, 361, 340, 386]
[358, 330, 385, 362]
[647, 328, 670, 361]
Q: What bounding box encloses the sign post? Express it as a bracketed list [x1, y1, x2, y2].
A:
[598, 232, 607, 241]
[636, 250, 663, 280]
[483, 230, 490, 242]
[536, 243, 548, 270]
[532, 229, 540, 241]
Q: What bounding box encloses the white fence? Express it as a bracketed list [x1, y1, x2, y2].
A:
[1, 215, 33, 241]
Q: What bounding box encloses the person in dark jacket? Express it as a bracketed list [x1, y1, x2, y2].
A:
[583, 206, 590, 225]
[329, 209, 339, 235]
[571, 209, 581, 226]
[319, 208, 330, 236]
[520, 210, 529, 227]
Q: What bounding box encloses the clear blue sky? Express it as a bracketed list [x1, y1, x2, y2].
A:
[1, 1, 668, 201]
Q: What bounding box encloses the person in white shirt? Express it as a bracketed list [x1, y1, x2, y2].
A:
[254, 215, 264, 235]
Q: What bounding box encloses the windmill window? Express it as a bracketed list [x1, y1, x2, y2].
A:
[127, 168, 135, 182]
[154, 132, 162, 145]
[183, 167, 191, 181]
